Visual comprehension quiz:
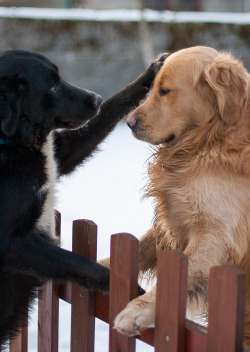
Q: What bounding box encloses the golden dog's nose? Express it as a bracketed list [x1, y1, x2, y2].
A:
[126, 113, 137, 129]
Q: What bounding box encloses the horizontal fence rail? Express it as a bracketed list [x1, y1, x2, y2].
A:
[6, 212, 247, 351]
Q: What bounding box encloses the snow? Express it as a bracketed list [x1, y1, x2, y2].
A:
[27, 123, 154, 352]
[0, 6, 250, 24]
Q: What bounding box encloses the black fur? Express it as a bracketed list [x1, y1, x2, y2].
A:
[0, 49, 165, 347]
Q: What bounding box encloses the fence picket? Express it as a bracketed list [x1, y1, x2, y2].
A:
[70, 220, 97, 352]
[51, 212, 61, 352]
[6, 215, 248, 352]
[207, 266, 246, 352]
[155, 250, 188, 352]
[109, 234, 139, 352]
[38, 212, 61, 352]
[38, 281, 58, 352]
[9, 325, 28, 352]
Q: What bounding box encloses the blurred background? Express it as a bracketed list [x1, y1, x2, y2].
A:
[0, 1, 250, 351]
[1, 0, 250, 12]
[0, 0, 250, 101]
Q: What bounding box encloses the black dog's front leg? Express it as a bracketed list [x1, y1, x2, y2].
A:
[55, 54, 168, 176]
[5, 232, 110, 292]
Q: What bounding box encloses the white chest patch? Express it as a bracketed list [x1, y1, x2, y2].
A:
[35, 133, 58, 240]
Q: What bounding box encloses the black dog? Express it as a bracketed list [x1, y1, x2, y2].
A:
[0, 50, 165, 346]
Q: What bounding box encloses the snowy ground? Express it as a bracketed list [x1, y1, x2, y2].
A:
[27, 122, 155, 352]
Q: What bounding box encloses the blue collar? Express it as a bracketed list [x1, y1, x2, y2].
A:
[0, 138, 8, 145]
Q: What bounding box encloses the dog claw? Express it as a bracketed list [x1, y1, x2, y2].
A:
[151, 52, 170, 72]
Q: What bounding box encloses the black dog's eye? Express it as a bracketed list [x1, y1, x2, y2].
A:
[159, 88, 170, 96]
[51, 83, 60, 93]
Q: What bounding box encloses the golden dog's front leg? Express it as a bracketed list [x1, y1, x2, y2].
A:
[113, 258, 209, 337]
[97, 257, 111, 268]
[114, 285, 156, 336]
[184, 233, 229, 315]
[114, 233, 230, 336]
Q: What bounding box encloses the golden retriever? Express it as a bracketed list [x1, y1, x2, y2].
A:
[112, 46, 250, 344]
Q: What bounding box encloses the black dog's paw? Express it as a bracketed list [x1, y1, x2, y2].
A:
[139, 53, 170, 92]
[125, 52, 170, 105]
[151, 52, 169, 73]
[87, 263, 110, 294]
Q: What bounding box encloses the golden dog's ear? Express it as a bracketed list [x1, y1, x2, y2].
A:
[204, 54, 249, 125]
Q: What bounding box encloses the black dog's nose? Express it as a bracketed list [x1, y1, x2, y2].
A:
[97, 95, 102, 106]
[84, 92, 102, 109]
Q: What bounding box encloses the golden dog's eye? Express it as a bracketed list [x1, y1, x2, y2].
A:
[159, 88, 170, 96]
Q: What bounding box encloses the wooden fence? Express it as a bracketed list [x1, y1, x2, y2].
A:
[7, 212, 247, 352]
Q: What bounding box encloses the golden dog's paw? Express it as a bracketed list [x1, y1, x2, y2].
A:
[113, 298, 155, 337]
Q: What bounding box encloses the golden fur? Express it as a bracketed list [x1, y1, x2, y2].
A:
[112, 46, 250, 344]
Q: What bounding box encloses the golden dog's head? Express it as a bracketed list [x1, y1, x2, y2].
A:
[127, 46, 249, 145]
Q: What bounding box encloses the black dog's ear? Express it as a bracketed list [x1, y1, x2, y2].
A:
[0, 98, 18, 136]
[0, 74, 29, 136]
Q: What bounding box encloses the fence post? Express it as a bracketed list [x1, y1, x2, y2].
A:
[109, 233, 139, 352]
[38, 212, 61, 352]
[70, 220, 97, 352]
[9, 324, 28, 352]
[155, 250, 188, 352]
[207, 265, 246, 352]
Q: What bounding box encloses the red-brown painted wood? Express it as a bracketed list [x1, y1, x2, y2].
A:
[138, 328, 154, 346]
[8, 213, 247, 352]
[96, 291, 109, 323]
[58, 281, 72, 304]
[109, 234, 139, 352]
[51, 212, 60, 352]
[51, 283, 59, 352]
[9, 324, 28, 352]
[70, 220, 97, 352]
[155, 250, 188, 352]
[207, 266, 246, 352]
[38, 212, 61, 352]
[185, 320, 207, 352]
[38, 281, 55, 352]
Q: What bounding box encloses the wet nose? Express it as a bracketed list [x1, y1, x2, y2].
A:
[126, 113, 138, 129]
[96, 95, 102, 106]
[92, 94, 102, 108]
[84, 91, 102, 109]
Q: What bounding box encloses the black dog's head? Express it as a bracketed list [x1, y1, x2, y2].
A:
[0, 50, 102, 147]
